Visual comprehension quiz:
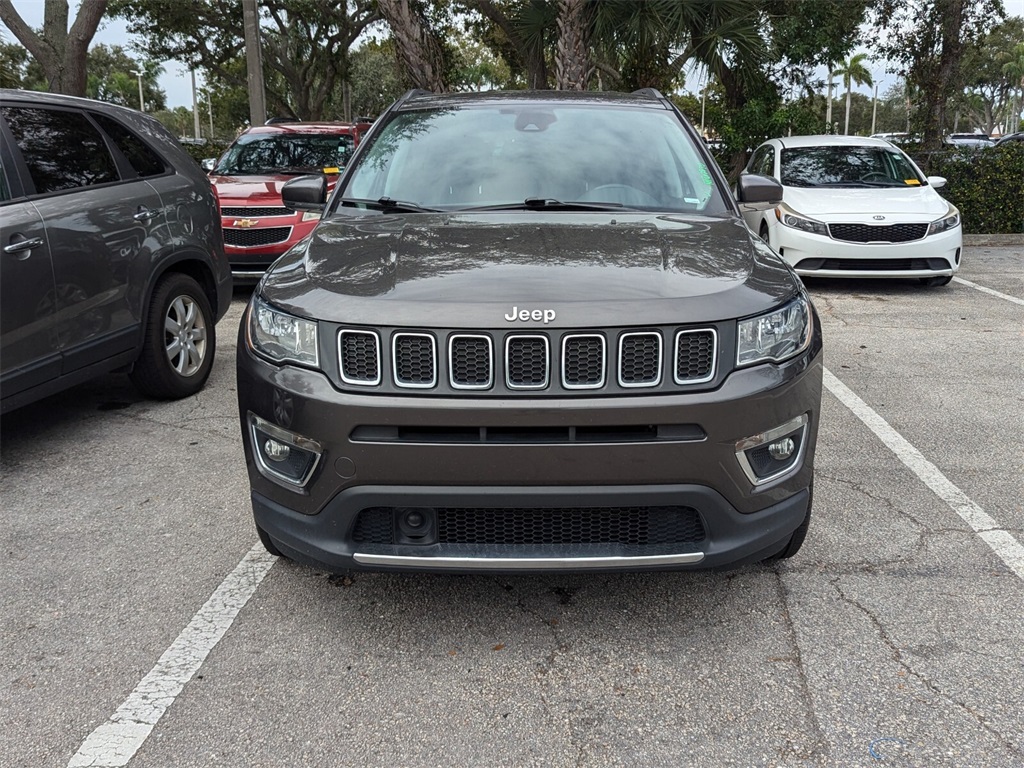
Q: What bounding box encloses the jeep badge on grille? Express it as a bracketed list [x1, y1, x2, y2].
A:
[505, 306, 556, 324]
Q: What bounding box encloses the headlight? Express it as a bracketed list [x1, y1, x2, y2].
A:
[928, 207, 960, 235]
[737, 295, 812, 367]
[247, 296, 319, 368]
[775, 204, 828, 236]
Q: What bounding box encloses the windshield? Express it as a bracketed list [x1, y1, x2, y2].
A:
[214, 132, 354, 175]
[780, 146, 925, 188]
[343, 104, 727, 214]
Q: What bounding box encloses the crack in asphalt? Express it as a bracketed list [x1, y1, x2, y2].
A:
[828, 577, 1024, 759]
[771, 569, 831, 765]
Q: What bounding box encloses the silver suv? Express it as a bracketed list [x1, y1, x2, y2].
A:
[1, 90, 232, 412]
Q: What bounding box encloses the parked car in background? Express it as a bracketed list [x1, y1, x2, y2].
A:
[994, 132, 1024, 146]
[741, 135, 961, 286]
[207, 121, 359, 278]
[944, 133, 995, 148]
[1, 89, 232, 413]
[238, 88, 823, 575]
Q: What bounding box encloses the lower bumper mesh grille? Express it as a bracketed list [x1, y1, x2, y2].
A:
[353, 505, 706, 546]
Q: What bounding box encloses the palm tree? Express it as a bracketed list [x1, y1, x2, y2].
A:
[1001, 43, 1024, 133]
[833, 52, 873, 135]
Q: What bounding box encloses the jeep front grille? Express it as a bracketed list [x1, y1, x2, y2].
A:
[506, 335, 549, 389]
[619, 332, 662, 387]
[331, 326, 720, 396]
[392, 333, 436, 388]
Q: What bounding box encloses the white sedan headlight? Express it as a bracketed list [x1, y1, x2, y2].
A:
[928, 206, 960, 236]
[737, 295, 812, 367]
[775, 204, 828, 236]
[248, 296, 319, 368]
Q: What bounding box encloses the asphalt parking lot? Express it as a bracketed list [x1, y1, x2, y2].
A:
[2, 244, 1022, 768]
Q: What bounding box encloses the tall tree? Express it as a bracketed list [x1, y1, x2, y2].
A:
[377, 0, 448, 92]
[875, 0, 1005, 147]
[832, 52, 872, 134]
[554, 0, 591, 89]
[110, 0, 377, 120]
[0, 0, 108, 95]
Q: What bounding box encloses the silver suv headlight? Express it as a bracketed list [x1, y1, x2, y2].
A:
[737, 295, 812, 367]
[247, 296, 319, 368]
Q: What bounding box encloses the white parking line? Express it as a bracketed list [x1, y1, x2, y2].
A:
[953, 276, 1024, 306]
[68, 545, 276, 767]
[823, 368, 1024, 582]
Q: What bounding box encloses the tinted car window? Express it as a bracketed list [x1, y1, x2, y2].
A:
[780, 146, 924, 188]
[1, 106, 120, 194]
[92, 113, 166, 177]
[345, 105, 726, 213]
[0, 157, 10, 202]
[214, 133, 354, 175]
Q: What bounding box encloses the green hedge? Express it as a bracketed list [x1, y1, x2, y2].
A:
[178, 140, 231, 166]
[908, 145, 1024, 234]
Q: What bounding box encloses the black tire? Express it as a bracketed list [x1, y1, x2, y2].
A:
[919, 275, 953, 287]
[765, 484, 812, 561]
[759, 221, 770, 244]
[131, 273, 215, 399]
[256, 523, 285, 558]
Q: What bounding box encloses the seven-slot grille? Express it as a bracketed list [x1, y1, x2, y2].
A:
[337, 327, 718, 394]
[828, 222, 928, 243]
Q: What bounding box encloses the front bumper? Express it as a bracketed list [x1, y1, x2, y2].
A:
[238, 334, 823, 573]
[772, 224, 962, 279]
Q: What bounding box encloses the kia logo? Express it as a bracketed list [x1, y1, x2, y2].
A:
[872, 215, 886, 220]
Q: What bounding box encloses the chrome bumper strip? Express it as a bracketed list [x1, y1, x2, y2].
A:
[352, 552, 705, 570]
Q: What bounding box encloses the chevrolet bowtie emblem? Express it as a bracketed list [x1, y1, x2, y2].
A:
[233, 218, 259, 228]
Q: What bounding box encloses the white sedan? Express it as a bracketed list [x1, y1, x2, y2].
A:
[740, 135, 962, 286]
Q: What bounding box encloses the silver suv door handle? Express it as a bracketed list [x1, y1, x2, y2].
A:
[4, 236, 44, 255]
[134, 208, 157, 222]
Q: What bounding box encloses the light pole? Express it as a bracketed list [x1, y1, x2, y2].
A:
[132, 69, 145, 111]
[871, 83, 879, 135]
[700, 80, 707, 137]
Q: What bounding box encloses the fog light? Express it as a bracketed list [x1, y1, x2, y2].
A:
[263, 439, 291, 462]
[735, 414, 808, 486]
[395, 507, 438, 545]
[768, 437, 795, 461]
[249, 413, 322, 490]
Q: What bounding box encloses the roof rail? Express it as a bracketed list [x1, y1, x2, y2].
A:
[394, 89, 432, 109]
[631, 88, 670, 106]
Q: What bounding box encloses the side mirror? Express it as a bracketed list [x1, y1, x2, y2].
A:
[926, 176, 947, 189]
[736, 173, 783, 211]
[282, 174, 328, 213]
[201, 158, 215, 172]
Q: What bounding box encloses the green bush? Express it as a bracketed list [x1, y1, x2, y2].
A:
[908, 145, 1024, 234]
[178, 140, 231, 166]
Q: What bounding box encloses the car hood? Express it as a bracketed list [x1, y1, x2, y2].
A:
[782, 185, 950, 220]
[259, 212, 799, 328]
[209, 175, 291, 205]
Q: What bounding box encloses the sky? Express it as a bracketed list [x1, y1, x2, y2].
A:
[5, 0, 1024, 112]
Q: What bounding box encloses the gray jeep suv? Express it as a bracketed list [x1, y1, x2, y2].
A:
[1, 90, 231, 413]
[237, 89, 822, 573]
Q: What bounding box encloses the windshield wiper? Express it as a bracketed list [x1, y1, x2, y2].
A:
[461, 198, 631, 212]
[816, 180, 903, 188]
[340, 197, 442, 213]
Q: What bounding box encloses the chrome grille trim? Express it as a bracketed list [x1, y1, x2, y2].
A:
[561, 334, 606, 390]
[448, 334, 493, 390]
[392, 332, 437, 389]
[673, 328, 717, 385]
[505, 335, 550, 390]
[618, 331, 662, 388]
[338, 330, 381, 386]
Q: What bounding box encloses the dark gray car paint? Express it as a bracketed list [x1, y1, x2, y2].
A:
[262, 213, 797, 327]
